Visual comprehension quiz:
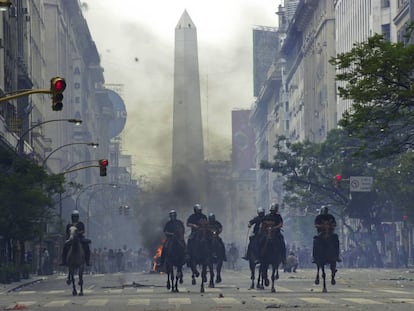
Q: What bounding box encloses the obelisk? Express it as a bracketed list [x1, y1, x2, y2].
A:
[172, 10, 205, 205]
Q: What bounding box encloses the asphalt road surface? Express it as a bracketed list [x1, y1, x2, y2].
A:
[1, 267, 414, 310]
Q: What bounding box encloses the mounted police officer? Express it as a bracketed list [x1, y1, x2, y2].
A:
[158, 209, 185, 267]
[207, 213, 227, 261]
[60, 210, 91, 266]
[260, 203, 286, 264]
[312, 206, 341, 262]
[242, 206, 265, 261]
[186, 203, 207, 263]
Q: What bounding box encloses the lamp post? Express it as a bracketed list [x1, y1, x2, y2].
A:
[42, 142, 99, 167]
[15, 118, 82, 155]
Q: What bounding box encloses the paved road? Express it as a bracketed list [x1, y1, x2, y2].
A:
[1, 268, 414, 310]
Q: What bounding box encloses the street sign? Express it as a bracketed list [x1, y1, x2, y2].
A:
[349, 176, 373, 192]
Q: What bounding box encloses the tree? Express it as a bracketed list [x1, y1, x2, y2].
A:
[0, 150, 64, 264]
[260, 129, 396, 267]
[330, 28, 414, 158]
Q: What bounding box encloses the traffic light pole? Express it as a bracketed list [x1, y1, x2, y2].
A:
[0, 88, 51, 102]
[61, 165, 99, 175]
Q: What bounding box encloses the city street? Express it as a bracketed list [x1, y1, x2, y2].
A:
[1, 267, 414, 310]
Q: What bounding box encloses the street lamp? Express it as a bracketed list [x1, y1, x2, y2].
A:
[42, 142, 99, 167]
[0, 0, 12, 11]
[15, 118, 82, 155]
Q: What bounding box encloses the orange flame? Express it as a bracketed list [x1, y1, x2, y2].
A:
[152, 240, 165, 271]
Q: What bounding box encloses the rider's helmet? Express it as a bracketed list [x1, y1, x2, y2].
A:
[269, 203, 279, 214]
[193, 203, 202, 214]
[208, 213, 215, 222]
[169, 209, 177, 220]
[257, 207, 265, 216]
[71, 210, 80, 222]
[320, 206, 329, 215]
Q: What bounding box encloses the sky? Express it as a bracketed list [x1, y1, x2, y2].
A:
[83, 0, 282, 184]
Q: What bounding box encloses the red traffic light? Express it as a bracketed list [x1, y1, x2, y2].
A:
[51, 77, 66, 92]
[54, 79, 66, 91]
[99, 159, 109, 167]
[50, 77, 66, 111]
[335, 174, 342, 181]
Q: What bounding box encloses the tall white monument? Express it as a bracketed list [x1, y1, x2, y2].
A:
[172, 10, 205, 204]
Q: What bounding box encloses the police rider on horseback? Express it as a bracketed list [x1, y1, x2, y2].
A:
[242, 206, 265, 261]
[158, 209, 185, 267]
[186, 204, 207, 263]
[312, 206, 341, 262]
[207, 213, 227, 261]
[60, 210, 91, 266]
[260, 203, 286, 264]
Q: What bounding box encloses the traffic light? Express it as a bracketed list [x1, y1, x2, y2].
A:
[99, 159, 108, 176]
[334, 174, 342, 188]
[50, 77, 66, 111]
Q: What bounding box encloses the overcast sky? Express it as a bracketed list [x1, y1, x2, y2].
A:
[83, 0, 282, 183]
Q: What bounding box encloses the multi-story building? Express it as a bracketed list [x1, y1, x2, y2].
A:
[335, 0, 397, 120]
[0, 0, 136, 267]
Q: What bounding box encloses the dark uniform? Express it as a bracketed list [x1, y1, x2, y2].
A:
[208, 216, 227, 261]
[259, 206, 286, 264]
[159, 210, 185, 266]
[186, 204, 207, 260]
[243, 209, 265, 261]
[312, 207, 341, 262]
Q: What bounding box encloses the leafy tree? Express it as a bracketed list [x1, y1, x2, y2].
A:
[330, 28, 414, 158]
[261, 129, 397, 267]
[0, 150, 64, 264]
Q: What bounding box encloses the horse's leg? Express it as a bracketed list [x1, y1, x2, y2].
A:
[66, 270, 71, 285]
[171, 266, 176, 292]
[209, 263, 215, 288]
[200, 264, 206, 293]
[191, 262, 197, 285]
[315, 264, 320, 285]
[263, 263, 269, 287]
[249, 260, 255, 289]
[71, 269, 77, 296]
[330, 262, 337, 285]
[322, 264, 327, 293]
[178, 264, 183, 284]
[271, 265, 276, 293]
[215, 260, 222, 283]
[78, 267, 84, 296]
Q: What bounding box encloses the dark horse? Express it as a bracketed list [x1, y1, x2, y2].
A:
[164, 234, 186, 292]
[257, 221, 284, 292]
[188, 221, 214, 293]
[66, 226, 85, 296]
[210, 229, 225, 284]
[313, 222, 338, 293]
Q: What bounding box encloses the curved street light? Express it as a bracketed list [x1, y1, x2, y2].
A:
[64, 159, 100, 172]
[15, 118, 82, 154]
[42, 142, 99, 167]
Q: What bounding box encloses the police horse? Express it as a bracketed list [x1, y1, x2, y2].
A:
[188, 221, 214, 293]
[313, 221, 338, 293]
[66, 226, 85, 296]
[257, 221, 284, 292]
[164, 233, 186, 292]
